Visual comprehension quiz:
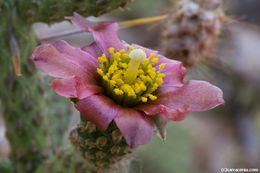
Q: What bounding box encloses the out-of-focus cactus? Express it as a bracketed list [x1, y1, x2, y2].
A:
[162, 0, 226, 67]
[16, 0, 132, 24]
[35, 147, 91, 173]
[0, 6, 49, 172]
[70, 116, 132, 171]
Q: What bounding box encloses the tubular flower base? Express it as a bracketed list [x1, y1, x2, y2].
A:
[162, 0, 226, 67]
[32, 13, 224, 169]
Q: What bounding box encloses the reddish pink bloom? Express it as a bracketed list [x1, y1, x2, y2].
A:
[32, 13, 224, 147]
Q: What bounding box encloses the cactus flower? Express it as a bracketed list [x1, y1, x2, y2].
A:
[32, 13, 224, 147]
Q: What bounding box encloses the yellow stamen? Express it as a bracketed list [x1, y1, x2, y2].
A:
[109, 47, 115, 54]
[158, 73, 165, 78]
[129, 46, 134, 51]
[103, 75, 108, 81]
[114, 88, 124, 95]
[141, 97, 148, 102]
[149, 94, 157, 101]
[151, 58, 158, 65]
[98, 54, 107, 64]
[96, 47, 165, 107]
[142, 59, 149, 66]
[120, 49, 125, 54]
[149, 53, 156, 59]
[110, 80, 116, 86]
[159, 64, 165, 70]
[97, 68, 103, 76]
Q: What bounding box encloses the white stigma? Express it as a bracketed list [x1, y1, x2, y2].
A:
[129, 49, 146, 62]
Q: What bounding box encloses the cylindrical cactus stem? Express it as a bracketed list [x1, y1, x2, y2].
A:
[16, 0, 132, 24]
[35, 147, 93, 173]
[0, 9, 79, 172]
[0, 6, 50, 172]
[162, 0, 226, 67]
[70, 115, 132, 172]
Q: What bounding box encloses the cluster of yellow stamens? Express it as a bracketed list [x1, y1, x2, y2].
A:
[97, 46, 165, 107]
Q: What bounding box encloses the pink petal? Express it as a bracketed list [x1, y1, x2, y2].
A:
[82, 42, 103, 58]
[52, 40, 99, 66]
[114, 108, 154, 147]
[32, 42, 97, 79]
[136, 102, 189, 122]
[137, 80, 224, 122]
[160, 60, 186, 88]
[159, 80, 224, 121]
[135, 104, 167, 116]
[157, 54, 186, 89]
[75, 95, 119, 130]
[156, 54, 179, 64]
[68, 13, 126, 55]
[160, 80, 224, 110]
[50, 76, 103, 99]
[163, 105, 190, 122]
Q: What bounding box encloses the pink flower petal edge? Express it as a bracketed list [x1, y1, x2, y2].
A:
[136, 80, 224, 121]
[160, 80, 225, 111]
[68, 13, 126, 56]
[52, 40, 99, 66]
[114, 108, 154, 147]
[75, 95, 119, 130]
[32, 41, 98, 79]
[50, 76, 103, 99]
[82, 42, 103, 58]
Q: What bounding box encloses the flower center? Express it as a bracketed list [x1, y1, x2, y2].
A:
[97, 46, 165, 107]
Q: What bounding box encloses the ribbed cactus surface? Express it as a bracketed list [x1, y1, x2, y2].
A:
[35, 147, 92, 173]
[16, 0, 131, 24]
[0, 7, 49, 172]
[70, 116, 132, 171]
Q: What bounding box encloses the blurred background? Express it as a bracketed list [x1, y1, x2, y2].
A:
[1, 0, 260, 172]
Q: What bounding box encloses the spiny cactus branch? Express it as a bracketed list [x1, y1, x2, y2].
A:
[16, 0, 132, 24]
[69, 116, 132, 172]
